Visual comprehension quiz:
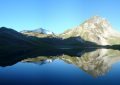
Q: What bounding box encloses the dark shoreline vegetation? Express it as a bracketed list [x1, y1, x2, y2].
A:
[0, 27, 120, 67]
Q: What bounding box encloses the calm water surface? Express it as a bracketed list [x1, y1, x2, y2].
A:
[0, 49, 120, 85]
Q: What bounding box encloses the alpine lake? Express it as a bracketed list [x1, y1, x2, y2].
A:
[0, 48, 120, 85]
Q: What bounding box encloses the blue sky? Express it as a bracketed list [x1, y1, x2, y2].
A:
[0, 0, 120, 33]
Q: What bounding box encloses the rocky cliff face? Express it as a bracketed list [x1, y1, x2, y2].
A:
[60, 16, 120, 45]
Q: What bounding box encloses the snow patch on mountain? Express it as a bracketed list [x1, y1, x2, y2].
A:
[21, 28, 54, 34]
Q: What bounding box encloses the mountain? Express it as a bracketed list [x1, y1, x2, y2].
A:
[60, 16, 120, 45]
[21, 28, 54, 34]
[0, 27, 35, 56]
[1, 16, 120, 57]
[21, 28, 56, 38]
[0, 27, 35, 46]
[33, 28, 54, 34]
[0, 27, 57, 57]
[21, 16, 120, 46]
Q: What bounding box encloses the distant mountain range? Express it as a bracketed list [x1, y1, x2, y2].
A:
[21, 16, 120, 45]
[1, 16, 120, 57]
[21, 28, 54, 34]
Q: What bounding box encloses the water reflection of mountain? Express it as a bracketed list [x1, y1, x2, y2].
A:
[22, 49, 120, 77]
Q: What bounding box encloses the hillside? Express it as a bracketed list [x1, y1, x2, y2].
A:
[0, 27, 57, 57]
[60, 16, 120, 45]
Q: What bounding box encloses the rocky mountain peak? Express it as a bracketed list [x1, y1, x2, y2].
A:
[89, 16, 105, 23]
[60, 16, 120, 45]
[81, 16, 111, 30]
